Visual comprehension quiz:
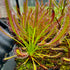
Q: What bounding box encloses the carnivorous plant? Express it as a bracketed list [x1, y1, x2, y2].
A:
[0, 0, 70, 70]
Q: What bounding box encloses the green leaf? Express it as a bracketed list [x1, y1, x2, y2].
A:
[42, 28, 55, 41]
[32, 28, 36, 44]
[0, 27, 24, 47]
[35, 1, 38, 26]
[34, 23, 51, 45]
[36, 52, 62, 58]
[32, 57, 37, 70]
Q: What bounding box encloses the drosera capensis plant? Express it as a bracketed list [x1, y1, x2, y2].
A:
[0, 0, 70, 70]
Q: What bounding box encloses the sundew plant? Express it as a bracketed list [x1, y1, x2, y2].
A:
[0, 0, 70, 70]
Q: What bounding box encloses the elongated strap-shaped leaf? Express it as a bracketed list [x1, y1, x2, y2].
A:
[15, 34, 29, 48]
[23, 58, 29, 64]
[23, 0, 28, 28]
[4, 55, 17, 61]
[23, 0, 28, 15]
[52, 0, 59, 9]
[42, 28, 55, 41]
[51, 48, 64, 51]
[32, 58, 48, 70]
[62, 57, 70, 62]
[36, 47, 64, 51]
[35, 1, 39, 26]
[28, 23, 31, 47]
[36, 52, 62, 58]
[12, 15, 20, 35]
[22, 13, 25, 28]
[49, 0, 52, 8]
[26, 9, 33, 31]
[32, 57, 37, 70]
[0, 27, 24, 47]
[17, 58, 29, 69]
[32, 28, 36, 44]
[37, 10, 48, 26]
